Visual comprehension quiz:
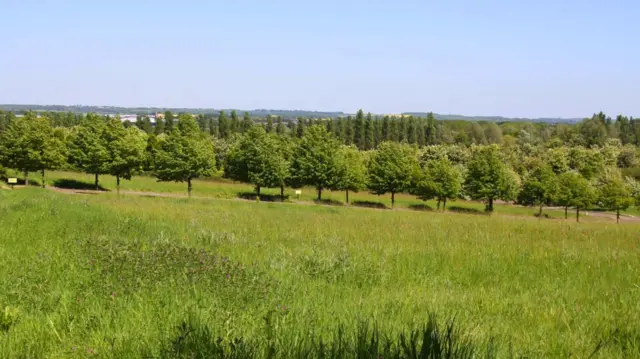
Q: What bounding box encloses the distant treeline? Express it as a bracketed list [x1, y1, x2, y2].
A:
[1, 104, 586, 123]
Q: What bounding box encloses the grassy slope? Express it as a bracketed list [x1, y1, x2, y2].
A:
[1, 188, 639, 357]
[17, 169, 638, 221]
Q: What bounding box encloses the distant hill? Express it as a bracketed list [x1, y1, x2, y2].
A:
[0, 104, 582, 123]
[402, 112, 582, 124]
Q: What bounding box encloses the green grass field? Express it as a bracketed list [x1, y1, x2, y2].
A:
[11, 169, 639, 221]
[1, 187, 639, 358]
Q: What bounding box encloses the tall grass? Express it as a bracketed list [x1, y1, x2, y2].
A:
[1, 188, 639, 357]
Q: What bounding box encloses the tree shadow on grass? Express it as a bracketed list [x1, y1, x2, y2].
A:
[52, 179, 109, 191]
[408, 203, 433, 212]
[352, 200, 388, 209]
[448, 206, 489, 216]
[237, 192, 288, 202]
[314, 199, 344, 206]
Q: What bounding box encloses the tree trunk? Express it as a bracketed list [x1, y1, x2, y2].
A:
[256, 185, 261, 196]
[617, 208, 620, 224]
[443, 198, 447, 211]
[317, 187, 322, 201]
[391, 192, 395, 208]
[346, 189, 349, 204]
[437, 198, 441, 211]
[187, 178, 192, 198]
[539, 204, 543, 216]
[41, 168, 46, 188]
[565, 206, 568, 219]
[94, 173, 99, 190]
[116, 175, 120, 195]
[24, 170, 29, 186]
[487, 198, 494, 212]
[280, 185, 284, 201]
[576, 207, 580, 222]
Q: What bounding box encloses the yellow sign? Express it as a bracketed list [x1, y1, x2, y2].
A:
[7, 178, 18, 184]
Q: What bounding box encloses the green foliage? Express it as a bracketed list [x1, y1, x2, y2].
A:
[154, 115, 216, 194]
[225, 126, 289, 194]
[67, 115, 111, 187]
[367, 141, 419, 206]
[464, 145, 520, 211]
[105, 119, 148, 187]
[412, 157, 464, 209]
[289, 125, 341, 200]
[218, 111, 229, 139]
[333, 145, 367, 203]
[557, 171, 598, 221]
[517, 161, 559, 213]
[0, 114, 67, 186]
[598, 169, 635, 222]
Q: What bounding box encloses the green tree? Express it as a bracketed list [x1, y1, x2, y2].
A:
[556, 171, 597, 222]
[354, 110, 365, 150]
[197, 115, 208, 132]
[218, 111, 229, 139]
[289, 125, 340, 200]
[485, 122, 503, 144]
[517, 161, 559, 216]
[164, 111, 175, 133]
[209, 117, 217, 137]
[265, 116, 274, 133]
[296, 118, 305, 138]
[276, 117, 286, 136]
[364, 112, 374, 150]
[241, 112, 253, 133]
[0, 114, 67, 187]
[154, 115, 216, 197]
[382, 116, 391, 142]
[68, 116, 110, 189]
[367, 141, 418, 207]
[154, 116, 165, 135]
[465, 145, 520, 212]
[225, 126, 289, 196]
[412, 157, 463, 210]
[230, 110, 240, 135]
[344, 116, 354, 145]
[599, 172, 634, 223]
[334, 145, 367, 204]
[105, 119, 148, 194]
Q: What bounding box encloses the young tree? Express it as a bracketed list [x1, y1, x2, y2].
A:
[154, 115, 216, 197]
[265, 116, 274, 133]
[0, 114, 67, 187]
[334, 145, 367, 204]
[241, 112, 253, 133]
[225, 125, 289, 196]
[275, 117, 286, 136]
[230, 110, 240, 135]
[464, 145, 520, 212]
[68, 116, 110, 189]
[164, 111, 175, 133]
[367, 141, 419, 207]
[218, 111, 229, 139]
[599, 175, 634, 223]
[154, 116, 165, 135]
[517, 161, 559, 216]
[105, 119, 148, 194]
[556, 171, 597, 222]
[354, 110, 365, 150]
[412, 157, 463, 210]
[364, 112, 374, 150]
[289, 125, 340, 200]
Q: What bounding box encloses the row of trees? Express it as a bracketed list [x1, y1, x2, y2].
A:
[3, 109, 640, 151]
[1, 113, 639, 222]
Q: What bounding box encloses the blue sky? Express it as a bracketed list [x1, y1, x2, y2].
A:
[1, 0, 638, 118]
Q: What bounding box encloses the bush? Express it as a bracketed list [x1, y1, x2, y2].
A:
[314, 199, 344, 206]
[448, 206, 489, 215]
[408, 204, 433, 212]
[237, 192, 289, 202]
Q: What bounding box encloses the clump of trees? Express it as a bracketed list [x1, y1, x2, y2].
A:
[1, 109, 639, 223]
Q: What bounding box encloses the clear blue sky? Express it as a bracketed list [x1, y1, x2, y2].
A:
[1, 0, 638, 118]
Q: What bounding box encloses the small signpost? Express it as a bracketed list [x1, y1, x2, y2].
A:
[295, 190, 302, 200]
[7, 178, 17, 189]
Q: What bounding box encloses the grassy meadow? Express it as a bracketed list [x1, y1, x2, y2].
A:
[13, 169, 640, 220]
[1, 186, 639, 358]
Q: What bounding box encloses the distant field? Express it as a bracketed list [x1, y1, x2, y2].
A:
[1, 188, 639, 357]
[10, 170, 638, 222]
